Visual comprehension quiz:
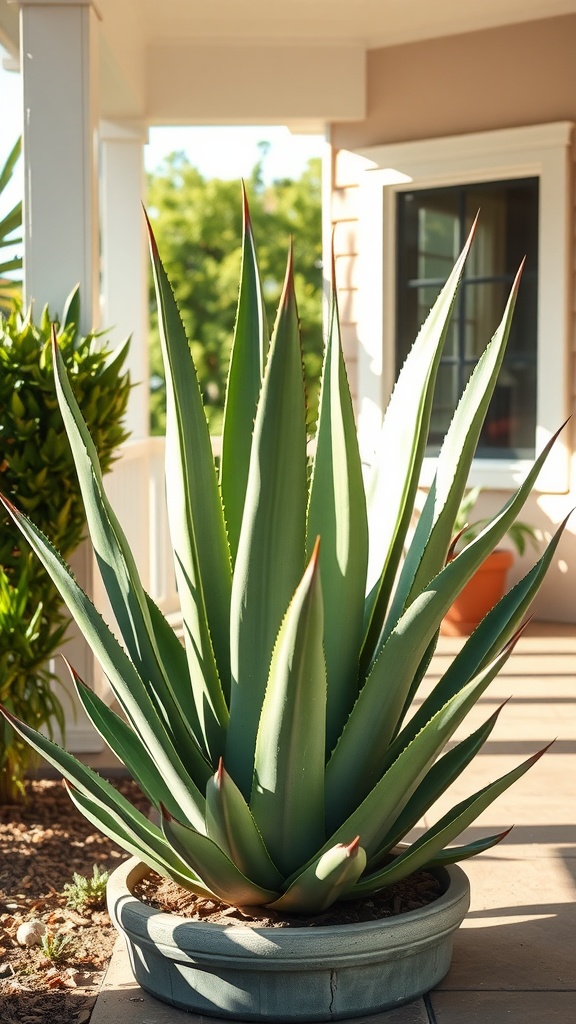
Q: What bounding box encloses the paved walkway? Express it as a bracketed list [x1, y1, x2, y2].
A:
[91, 622, 576, 1024]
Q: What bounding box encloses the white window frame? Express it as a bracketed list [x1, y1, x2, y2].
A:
[355, 122, 573, 493]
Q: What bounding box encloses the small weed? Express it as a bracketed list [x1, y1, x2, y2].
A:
[63, 864, 110, 911]
[40, 930, 74, 963]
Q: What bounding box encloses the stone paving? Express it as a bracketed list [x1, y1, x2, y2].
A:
[91, 622, 576, 1024]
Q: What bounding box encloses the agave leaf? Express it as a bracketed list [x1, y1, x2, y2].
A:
[307, 277, 368, 752]
[326, 425, 563, 813]
[269, 838, 366, 914]
[367, 703, 506, 869]
[250, 540, 326, 877]
[387, 520, 568, 763]
[51, 332, 207, 764]
[325, 639, 517, 841]
[160, 807, 280, 907]
[66, 785, 214, 895]
[147, 213, 231, 738]
[143, 592, 203, 755]
[385, 266, 522, 636]
[424, 828, 514, 867]
[0, 497, 207, 831]
[206, 760, 283, 891]
[361, 220, 477, 669]
[220, 186, 269, 565]
[351, 744, 552, 893]
[227, 246, 308, 797]
[0, 704, 202, 879]
[70, 661, 210, 818]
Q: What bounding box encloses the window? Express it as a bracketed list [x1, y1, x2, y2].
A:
[355, 123, 572, 492]
[396, 178, 539, 460]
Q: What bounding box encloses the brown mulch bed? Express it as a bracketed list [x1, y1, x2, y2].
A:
[0, 776, 148, 1024]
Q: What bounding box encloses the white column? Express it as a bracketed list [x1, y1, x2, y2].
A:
[19, 0, 100, 333]
[18, 0, 101, 748]
[100, 120, 149, 439]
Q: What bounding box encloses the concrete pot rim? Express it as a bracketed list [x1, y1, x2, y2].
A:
[108, 856, 471, 968]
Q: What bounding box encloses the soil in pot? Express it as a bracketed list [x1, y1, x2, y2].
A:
[133, 869, 443, 927]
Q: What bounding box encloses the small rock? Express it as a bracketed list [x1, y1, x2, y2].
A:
[16, 919, 47, 946]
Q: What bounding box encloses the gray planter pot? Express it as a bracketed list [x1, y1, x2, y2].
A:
[107, 857, 470, 1022]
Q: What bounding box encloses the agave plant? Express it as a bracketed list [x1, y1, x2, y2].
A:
[0, 195, 566, 913]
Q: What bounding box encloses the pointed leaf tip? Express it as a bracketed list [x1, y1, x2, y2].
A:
[241, 181, 251, 226]
[309, 535, 321, 567]
[159, 802, 173, 822]
[345, 835, 362, 856]
[60, 655, 83, 686]
[143, 207, 160, 257]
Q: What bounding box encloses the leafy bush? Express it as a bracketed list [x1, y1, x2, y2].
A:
[0, 137, 22, 315]
[0, 291, 130, 802]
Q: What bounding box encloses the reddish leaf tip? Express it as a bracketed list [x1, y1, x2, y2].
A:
[345, 835, 362, 856]
[143, 206, 160, 257]
[160, 802, 172, 822]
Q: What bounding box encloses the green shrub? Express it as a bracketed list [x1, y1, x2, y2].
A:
[0, 291, 130, 802]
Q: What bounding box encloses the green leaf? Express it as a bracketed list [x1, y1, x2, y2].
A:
[351, 744, 552, 892]
[0, 703, 202, 885]
[384, 266, 522, 635]
[147, 213, 231, 752]
[387, 519, 568, 766]
[367, 703, 506, 869]
[220, 186, 269, 565]
[0, 136, 21, 194]
[269, 838, 366, 914]
[61, 285, 81, 341]
[50, 331, 208, 763]
[361, 221, 477, 670]
[66, 785, 213, 895]
[0, 496, 207, 831]
[307, 277, 368, 752]
[326, 425, 563, 815]
[424, 829, 513, 867]
[324, 639, 517, 842]
[250, 540, 326, 876]
[160, 807, 280, 907]
[71, 661, 210, 818]
[226, 246, 308, 797]
[206, 760, 283, 891]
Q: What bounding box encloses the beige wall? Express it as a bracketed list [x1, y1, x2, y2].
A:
[331, 14, 576, 151]
[327, 14, 576, 622]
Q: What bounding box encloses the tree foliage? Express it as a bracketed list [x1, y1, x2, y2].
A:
[147, 153, 323, 435]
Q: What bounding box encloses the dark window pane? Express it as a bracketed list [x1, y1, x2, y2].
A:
[396, 178, 538, 459]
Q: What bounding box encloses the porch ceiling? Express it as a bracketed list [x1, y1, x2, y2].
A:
[138, 0, 576, 47]
[2, 0, 576, 127]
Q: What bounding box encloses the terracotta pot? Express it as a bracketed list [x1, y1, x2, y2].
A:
[107, 857, 470, 1021]
[441, 548, 514, 637]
